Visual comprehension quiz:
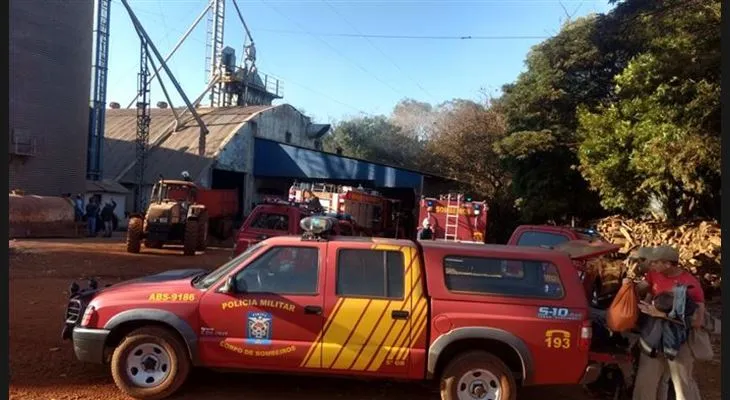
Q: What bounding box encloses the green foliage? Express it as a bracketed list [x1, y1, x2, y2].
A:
[577, 0, 721, 221]
[322, 114, 425, 170]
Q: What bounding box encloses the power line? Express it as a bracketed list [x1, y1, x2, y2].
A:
[259, 0, 404, 97]
[256, 28, 551, 40]
[321, 0, 436, 102]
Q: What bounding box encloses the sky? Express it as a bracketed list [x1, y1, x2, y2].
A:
[104, 0, 614, 123]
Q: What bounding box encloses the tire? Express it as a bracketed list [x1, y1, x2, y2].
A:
[144, 240, 163, 249]
[110, 327, 191, 400]
[440, 351, 517, 400]
[183, 220, 198, 256]
[196, 211, 208, 252]
[126, 217, 143, 254]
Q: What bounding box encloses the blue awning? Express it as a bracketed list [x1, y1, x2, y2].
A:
[253, 138, 423, 189]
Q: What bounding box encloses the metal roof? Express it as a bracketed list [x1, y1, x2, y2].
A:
[85, 179, 130, 194]
[103, 105, 273, 184]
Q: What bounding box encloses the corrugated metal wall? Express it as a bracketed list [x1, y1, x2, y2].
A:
[9, 0, 94, 196]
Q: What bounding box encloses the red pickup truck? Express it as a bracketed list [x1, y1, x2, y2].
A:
[62, 216, 625, 400]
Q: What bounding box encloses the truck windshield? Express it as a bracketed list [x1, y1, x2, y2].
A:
[194, 242, 265, 289]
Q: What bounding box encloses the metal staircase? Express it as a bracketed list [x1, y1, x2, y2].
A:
[443, 193, 461, 241]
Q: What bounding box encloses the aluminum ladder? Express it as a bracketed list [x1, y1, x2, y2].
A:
[443, 193, 461, 241]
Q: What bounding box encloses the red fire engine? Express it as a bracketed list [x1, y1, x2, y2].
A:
[418, 193, 488, 242]
[289, 183, 404, 238]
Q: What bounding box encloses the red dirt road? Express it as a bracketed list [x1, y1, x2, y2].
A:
[9, 238, 721, 400]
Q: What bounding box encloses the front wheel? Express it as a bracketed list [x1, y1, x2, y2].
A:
[440, 351, 516, 400]
[110, 327, 191, 400]
[126, 217, 144, 254]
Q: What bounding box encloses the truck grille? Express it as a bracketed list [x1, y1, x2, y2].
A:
[65, 299, 83, 324]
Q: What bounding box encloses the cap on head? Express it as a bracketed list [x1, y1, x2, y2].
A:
[647, 245, 679, 263]
[631, 246, 655, 260]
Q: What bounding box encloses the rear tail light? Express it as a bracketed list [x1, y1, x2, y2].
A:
[81, 306, 97, 327]
[579, 319, 592, 351]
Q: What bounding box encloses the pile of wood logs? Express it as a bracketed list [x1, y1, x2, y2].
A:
[594, 216, 721, 296]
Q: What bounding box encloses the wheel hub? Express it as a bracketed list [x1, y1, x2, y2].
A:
[126, 343, 171, 388]
[457, 369, 501, 400]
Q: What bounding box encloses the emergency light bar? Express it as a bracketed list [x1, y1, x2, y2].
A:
[300, 216, 335, 236]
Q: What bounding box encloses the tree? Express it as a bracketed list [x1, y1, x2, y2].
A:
[577, 0, 721, 221]
[390, 99, 438, 141]
[323, 115, 424, 169]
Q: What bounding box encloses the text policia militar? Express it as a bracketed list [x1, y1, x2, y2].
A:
[221, 298, 296, 312]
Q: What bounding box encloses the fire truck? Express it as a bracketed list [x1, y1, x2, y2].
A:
[418, 193, 488, 243]
[289, 182, 404, 238]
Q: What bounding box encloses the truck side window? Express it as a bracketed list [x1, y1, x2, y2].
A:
[516, 231, 569, 247]
[251, 213, 289, 231]
[235, 246, 319, 294]
[443, 256, 564, 299]
[336, 249, 404, 299]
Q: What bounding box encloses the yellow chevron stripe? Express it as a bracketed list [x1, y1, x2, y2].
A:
[301, 297, 343, 368]
[388, 297, 427, 362]
[396, 300, 429, 361]
[349, 301, 400, 371]
[367, 317, 408, 371]
[322, 298, 370, 368]
[330, 300, 390, 369]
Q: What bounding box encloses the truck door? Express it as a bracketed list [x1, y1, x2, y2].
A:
[197, 243, 327, 371]
[302, 241, 426, 379]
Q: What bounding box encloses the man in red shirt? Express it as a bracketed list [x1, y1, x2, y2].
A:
[629, 245, 704, 400]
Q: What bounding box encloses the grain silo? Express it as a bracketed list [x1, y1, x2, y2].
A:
[9, 0, 94, 196]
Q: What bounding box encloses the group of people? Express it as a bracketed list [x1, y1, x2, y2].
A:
[624, 245, 712, 400]
[72, 195, 117, 237]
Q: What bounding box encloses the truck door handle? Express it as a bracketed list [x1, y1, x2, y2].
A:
[304, 305, 323, 315]
[391, 310, 409, 320]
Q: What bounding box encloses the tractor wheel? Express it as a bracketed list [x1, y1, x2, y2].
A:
[144, 240, 163, 249]
[110, 326, 191, 400]
[440, 350, 516, 400]
[196, 212, 209, 252]
[183, 220, 198, 256]
[126, 217, 144, 254]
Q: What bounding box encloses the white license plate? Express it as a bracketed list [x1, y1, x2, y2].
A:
[159, 217, 168, 223]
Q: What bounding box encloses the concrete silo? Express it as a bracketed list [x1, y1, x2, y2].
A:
[9, 0, 94, 196]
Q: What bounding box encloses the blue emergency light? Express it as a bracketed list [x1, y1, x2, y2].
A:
[300, 216, 335, 235]
[426, 200, 435, 212]
[473, 203, 481, 216]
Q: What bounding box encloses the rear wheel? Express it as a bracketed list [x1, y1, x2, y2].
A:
[183, 220, 198, 256]
[196, 211, 208, 251]
[126, 217, 143, 254]
[440, 351, 516, 400]
[110, 327, 191, 400]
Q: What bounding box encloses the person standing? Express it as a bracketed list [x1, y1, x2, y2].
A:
[85, 197, 99, 237]
[628, 245, 704, 400]
[416, 218, 434, 240]
[100, 199, 117, 237]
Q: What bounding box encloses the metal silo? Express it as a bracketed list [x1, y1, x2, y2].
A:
[9, 0, 94, 196]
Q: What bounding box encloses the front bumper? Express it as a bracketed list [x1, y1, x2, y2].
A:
[69, 327, 110, 364]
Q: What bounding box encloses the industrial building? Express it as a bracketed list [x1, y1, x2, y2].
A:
[99, 103, 430, 230]
[9, 0, 94, 195]
[8, 0, 447, 240]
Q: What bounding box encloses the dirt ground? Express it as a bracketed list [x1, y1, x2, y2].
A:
[8, 237, 722, 400]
